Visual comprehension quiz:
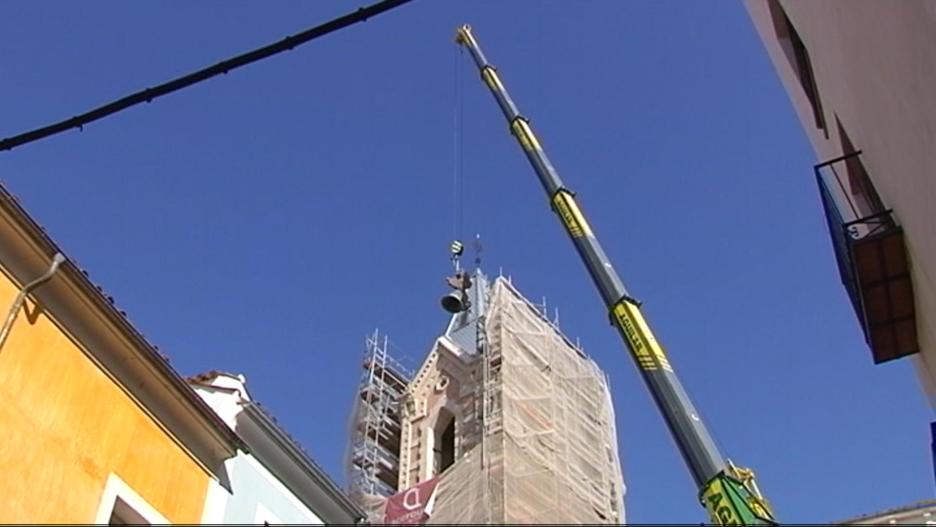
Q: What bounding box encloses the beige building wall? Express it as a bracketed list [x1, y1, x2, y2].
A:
[745, 0, 936, 406]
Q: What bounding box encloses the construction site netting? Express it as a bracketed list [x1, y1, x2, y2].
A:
[426, 277, 625, 524]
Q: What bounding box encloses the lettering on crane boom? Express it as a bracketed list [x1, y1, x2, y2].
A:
[701, 478, 742, 525]
[612, 300, 673, 372]
[551, 190, 593, 239]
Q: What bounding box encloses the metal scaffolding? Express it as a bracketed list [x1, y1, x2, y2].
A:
[347, 330, 412, 502]
[350, 275, 624, 524]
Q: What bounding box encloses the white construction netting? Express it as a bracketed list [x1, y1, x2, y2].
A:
[427, 277, 625, 524]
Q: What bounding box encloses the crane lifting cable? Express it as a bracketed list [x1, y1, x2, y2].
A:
[450, 44, 466, 269]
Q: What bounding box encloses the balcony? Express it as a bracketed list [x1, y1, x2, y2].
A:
[815, 151, 918, 364]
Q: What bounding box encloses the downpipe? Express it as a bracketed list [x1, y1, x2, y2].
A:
[0, 253, 65, 349]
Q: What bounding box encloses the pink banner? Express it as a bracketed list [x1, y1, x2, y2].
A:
[384, 477, 441, 525]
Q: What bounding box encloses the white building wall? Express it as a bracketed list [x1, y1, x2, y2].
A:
[745, 0, 936, 407]
[190, 376, 327, 525]
[206, 452, 325, 525]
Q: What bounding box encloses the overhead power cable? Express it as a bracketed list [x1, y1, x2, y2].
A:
[0, 0, 415, 153]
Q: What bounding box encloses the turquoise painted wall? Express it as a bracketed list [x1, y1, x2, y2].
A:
[223, 453, 323, 524]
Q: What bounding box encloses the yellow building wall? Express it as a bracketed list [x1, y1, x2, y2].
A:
[0, 271, 211, 523]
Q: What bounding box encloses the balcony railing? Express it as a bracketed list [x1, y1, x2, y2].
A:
[815, 151, 918, 364]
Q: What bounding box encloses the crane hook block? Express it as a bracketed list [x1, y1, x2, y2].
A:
[450, 239, 465, 259]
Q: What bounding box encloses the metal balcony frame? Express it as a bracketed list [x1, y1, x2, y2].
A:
[814, 150, 919, 363]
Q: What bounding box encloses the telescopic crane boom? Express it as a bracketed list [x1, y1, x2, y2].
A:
[455, 25, 775, 526]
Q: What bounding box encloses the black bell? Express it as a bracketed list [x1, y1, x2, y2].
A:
[441, 290, 468, 313]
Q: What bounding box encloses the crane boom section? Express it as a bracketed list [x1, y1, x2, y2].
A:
[455, 25, 775, 525]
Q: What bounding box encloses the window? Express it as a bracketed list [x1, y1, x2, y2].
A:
[108, 497, 151, 525]
[94, 473, 169, 525]
[432, 409, 456, 476]
[439, 417, 455, 472]
[768, 0, 827, 135]
[837, 117, 884, 219]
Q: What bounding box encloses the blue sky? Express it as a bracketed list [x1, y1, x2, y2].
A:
[1, 1, 931, 523]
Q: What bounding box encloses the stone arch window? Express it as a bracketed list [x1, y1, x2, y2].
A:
[433, 407, 456, 476]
